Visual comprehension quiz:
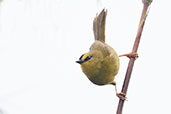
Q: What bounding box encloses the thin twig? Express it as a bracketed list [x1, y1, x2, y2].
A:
[116, 0, 152, 114]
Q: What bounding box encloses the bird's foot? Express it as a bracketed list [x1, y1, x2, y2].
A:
[117, 92, 127, 101]
[119, 52, 138, 59]
[110, 81, 127, 101]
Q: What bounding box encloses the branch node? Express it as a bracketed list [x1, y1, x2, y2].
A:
[142, 0, 152, 5]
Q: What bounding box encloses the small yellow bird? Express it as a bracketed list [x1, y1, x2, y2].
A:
[76, 9, 138, 100]
[76, 9, 119, 86]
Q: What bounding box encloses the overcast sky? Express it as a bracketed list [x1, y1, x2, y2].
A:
[0, 0, 171, 114]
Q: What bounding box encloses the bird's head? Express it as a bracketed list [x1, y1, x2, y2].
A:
[76, 53, 93, 64]
[76, 51, 103, 65]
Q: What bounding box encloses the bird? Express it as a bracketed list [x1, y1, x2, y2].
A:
[76, 9, 135, 100]
[76, 9, 119, 86]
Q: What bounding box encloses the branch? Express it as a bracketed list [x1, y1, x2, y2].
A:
[116, 0, 152, 114]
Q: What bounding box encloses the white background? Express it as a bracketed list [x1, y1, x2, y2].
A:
[0, 0, 170, 114]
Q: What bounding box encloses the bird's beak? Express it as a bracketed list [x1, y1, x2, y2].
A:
[76, 60, 84, 64]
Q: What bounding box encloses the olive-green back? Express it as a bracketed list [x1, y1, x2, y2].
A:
[90, 41, 112, 57]
[93, 9, 107, 42]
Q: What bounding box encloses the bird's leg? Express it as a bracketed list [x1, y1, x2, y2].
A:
[110, 81, 126, 101]
[119, 52, 138, 59]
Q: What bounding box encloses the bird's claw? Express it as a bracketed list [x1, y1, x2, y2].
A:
[119, 52, 138, 59]
[117, 92, 127, 101]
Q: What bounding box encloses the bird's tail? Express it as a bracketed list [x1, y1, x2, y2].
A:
[93, 9, 107, 42]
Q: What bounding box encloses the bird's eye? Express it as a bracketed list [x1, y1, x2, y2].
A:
[85, 56, 92, 61]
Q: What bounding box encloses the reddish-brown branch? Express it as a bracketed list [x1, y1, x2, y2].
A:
[116, 0, 152, 114]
